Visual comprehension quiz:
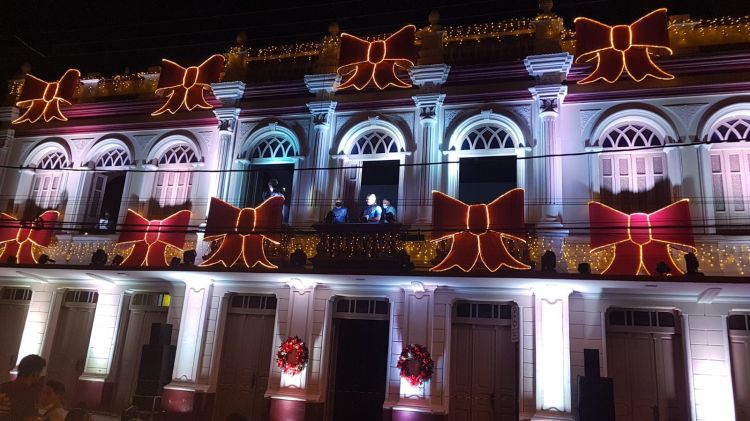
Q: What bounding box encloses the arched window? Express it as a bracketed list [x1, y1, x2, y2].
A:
[459, 125, 518, 150]
[37, 152, 69, 170]
[158, 144, 198, 165]
[707, 117, 750, 223]
[598, 122, 669, 213]
[153, 143, 197, 208]
[96, 147, 131, 168]
[250, 135, 299, 159]
[348, 130, 401, 155]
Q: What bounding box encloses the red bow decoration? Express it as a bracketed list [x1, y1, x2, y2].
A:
[574, 9, 673, 84]
[336, 25, 417, 90]
[117, 210, 192, 267]
[0, 211, 59, 264]
[13, 69, 80, 124]
[589, 200, 696, 275]
[200, 197, 284, 269]
[151, 55, 225, 116]
[431, 190, 530, 272]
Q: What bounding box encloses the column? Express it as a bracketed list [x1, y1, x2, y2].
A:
[162, 279, 214, 420]
[16, 282, 59, 363]
[524, 53, 572, 229]
[211, 81, 245, 203]
[409, 64, 449, 226]
[0, 107, 17, 181]
[77, 284, 127, 409]
[411, 94, 445, 226]
[267, 278, 321, 420]
[532, 285, 573, 421]
[302, 100, 337, 224]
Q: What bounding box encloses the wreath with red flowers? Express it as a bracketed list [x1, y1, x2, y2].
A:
[397, 343, 434, 386]
[276, 336, 309, 375]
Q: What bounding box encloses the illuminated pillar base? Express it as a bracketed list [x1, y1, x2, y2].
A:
[533, 285, 573, 420]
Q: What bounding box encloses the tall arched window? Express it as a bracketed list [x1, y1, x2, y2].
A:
[348, 130, 401, 155]
[153, 143, 198, 207]
[30, 150, 69, 210]
[598, 122, 669, 213]
[96, 147, 131, 168]
[707, 116, 750, 223]
[86, 145, 133, 228]
[246, 134, 299, 160]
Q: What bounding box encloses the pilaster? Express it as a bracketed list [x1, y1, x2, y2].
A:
[301, 100, 337, 224]
[211, 81, 245, 202]
[410, 94, 445, 226]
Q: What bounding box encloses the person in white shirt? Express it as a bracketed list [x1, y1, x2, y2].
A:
[38, 380, 67, 421]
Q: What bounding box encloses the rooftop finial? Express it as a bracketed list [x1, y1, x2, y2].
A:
[540, 0, 553, 14]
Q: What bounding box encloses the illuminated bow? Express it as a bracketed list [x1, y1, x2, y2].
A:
[431, 190, 530, 272]
[117, 210, 192, 267]
[574, 9, 673, 84]
[151, 55, 225, 116]
[200, 197, 284, 269]
[13, 69, 80, 124]
[336, 25, 417, 90]
[0, 211, 59, 264]
[589, 200, 695, 275]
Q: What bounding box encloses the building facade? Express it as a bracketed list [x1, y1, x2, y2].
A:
[1, 7, 750, 421]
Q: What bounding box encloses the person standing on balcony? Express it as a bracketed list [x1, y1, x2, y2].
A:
[381, 198, 396, 223]
[262, 179, 283, 201]
[361, 194, 382, 223]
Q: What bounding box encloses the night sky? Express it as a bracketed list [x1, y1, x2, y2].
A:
[2, 0, 748, 81]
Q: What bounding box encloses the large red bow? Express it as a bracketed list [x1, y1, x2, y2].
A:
[589, 200, 695, 275]
[117, 210, 192, 267]
[575, 9, 673, 84]
[13, 69, 80, 124]
[151, 55, 225, 116]
[0, 211, 59, 264]
[336, 25, 417, 91]
[431, 190, 530, 272]
[200, 197, 284, 269]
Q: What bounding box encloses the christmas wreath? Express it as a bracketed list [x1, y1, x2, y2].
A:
[276, 336, 309, 375]
[397, 343, 434, 386]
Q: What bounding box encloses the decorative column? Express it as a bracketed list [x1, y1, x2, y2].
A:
[532, 285, 573, 421]
[0, 107, 17, 182]
[15, 282, 60, 364]
[162, 279, 215, 420]
[211, 81, 245, 203]
[77, 284, 127, 409]
[409, 64, 449, 226]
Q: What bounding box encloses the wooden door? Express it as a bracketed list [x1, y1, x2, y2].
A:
[46, 305, 96, 406]
[450, 324, 517, 421]
[730, 333, 750, 420]
[112, 308, 167, 411]
[213, 313, 275, 421]
[0, 301, 30, 381]
[86, 173, 107, 222]
[607, 331, 688, 421]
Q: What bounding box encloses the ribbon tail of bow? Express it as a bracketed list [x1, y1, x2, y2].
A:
[641, 242, 683, 275]
[152, 86, 188, 115]
[0, 241, 21, 263]
[200, 235, 244, 267]
[624, 48, 674, 82]
[17, 242, 37, 264]
[13, 100, 48, 124]
[578, 49, 626, 84]
[43, 99, 67, 122]
[121, 242, 150, 267]
[184, 85, 212, 111]
[430, 232, 480, 272]
[145, 242, 170, 267]
[603, 241, 643, 275]
[478, 232, 530, 271]
[337, 62, 375, 90]
[372, 61, 411, 90]
[242, 235, 277, 269]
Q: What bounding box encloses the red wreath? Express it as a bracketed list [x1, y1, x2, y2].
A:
[397, 344, 434, 386]
[276, 336, 309, 375]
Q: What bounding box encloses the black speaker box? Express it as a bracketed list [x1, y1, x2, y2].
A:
[584, 348, 601, 378]
[578, 376, 615, 421]
[134, 344, 176, 396]
[149, 323, 173, 346]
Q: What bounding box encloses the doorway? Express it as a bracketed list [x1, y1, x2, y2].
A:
[459, 156, 517, 204]
[450, 301, 518, 421]
[242, 164, 294, 223]
[86, 172, 126, 231]
[213, 294, 277, 421]
[46, 290, 98, 407]
[357, 160, 400, 219]
[728, 313, 750, 420]
[111, 293, 169, 412]
[327, 298, 390, 421]
[606, 308, 689, 421]
[0, 287, 31, 382]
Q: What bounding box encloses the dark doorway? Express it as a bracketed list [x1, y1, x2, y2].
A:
[331, 318, 389, 421]
[100, 173, 126, 230]
[459, 156, 517, 204]
[242, 164, 294, 223]
[358, 160, 400, 216]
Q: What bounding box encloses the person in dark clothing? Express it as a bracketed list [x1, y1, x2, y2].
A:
[0, 354, 46, 420]
[261, 179, 283, 201]
[326, 200, 348, 224]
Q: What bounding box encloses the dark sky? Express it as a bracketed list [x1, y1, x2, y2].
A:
[2, 0, 748, 81]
